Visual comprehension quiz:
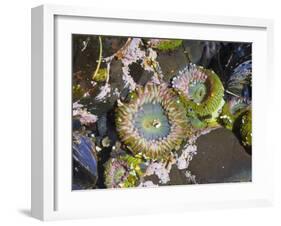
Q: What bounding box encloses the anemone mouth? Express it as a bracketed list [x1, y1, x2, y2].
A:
[115, 83, 189, 160]
[134, 103, 171, 140]
[172, 64, 224, 118]
[189, 82, 208, 104]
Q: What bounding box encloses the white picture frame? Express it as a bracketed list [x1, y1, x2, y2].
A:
[31, 4, 274, 221]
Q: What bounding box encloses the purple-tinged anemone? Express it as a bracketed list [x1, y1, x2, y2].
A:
[115, 83, 190, 160]
[172, 64, 224, 119]
[104, 158, 138, 188]
[227, 97, 249, 115]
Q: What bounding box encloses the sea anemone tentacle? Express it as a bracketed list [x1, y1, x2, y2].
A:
[240, 109, 252, 148]
[104, 157, 139, 188]
[115, 83, 190, 160]
[172, 64, 225, 122]
[218, 97, 249, 130]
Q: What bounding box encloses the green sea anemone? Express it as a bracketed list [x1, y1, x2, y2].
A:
[115, 83, 190, 160]
[104, 157, 139, 188]
[120, 154, 146, 176]
[219, 97, 249, 130]
[151, 39, 183, 52]
[240, 109, 252, 148]
[172, 64, 225, 121]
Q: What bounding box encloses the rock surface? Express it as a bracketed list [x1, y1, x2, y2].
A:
[189, 128, 251, 184]
[157, 47, 189, 82]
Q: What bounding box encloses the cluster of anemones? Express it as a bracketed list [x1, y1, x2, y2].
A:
[109, 63, 251, 188]
[115, 83, 190, 160]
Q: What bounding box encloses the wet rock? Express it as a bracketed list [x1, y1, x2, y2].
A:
[183, 40, 204, 64]
[72, 119, 82, 131]
[108, 59, 124, 85]
[183, 40, 221, 67]
[129, 62, 153, 85]
[72, 35, 100, 74]
[96, 146, 112, 189]
[97, 114, 107, 137]
[142, 164, 194, 186]
[78, 59, 127, 117]
[106, 109, 119, 144]
[157, 47, 189, 82]
[168, 165, 193, 185]
[188, 128, 251, 184]
[199, 41, 221, 67]
[142, 174, 159, 185]
[103, 37, 128, 56]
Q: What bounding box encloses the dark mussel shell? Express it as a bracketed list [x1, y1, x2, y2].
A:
[72, 134, 98, 190]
